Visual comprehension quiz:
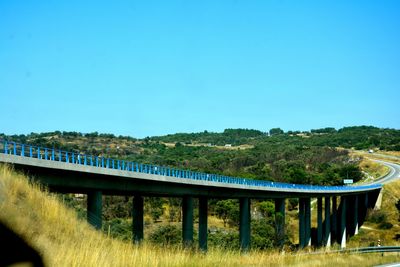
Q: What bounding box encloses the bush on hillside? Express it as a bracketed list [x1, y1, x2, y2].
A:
[366, 209, 387, 224]
[149, 225, 182, 246]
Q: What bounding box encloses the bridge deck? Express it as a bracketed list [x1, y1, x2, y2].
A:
[0, 140, 381, 198]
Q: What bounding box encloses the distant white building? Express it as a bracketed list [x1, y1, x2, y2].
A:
[225, 144, 232, 147]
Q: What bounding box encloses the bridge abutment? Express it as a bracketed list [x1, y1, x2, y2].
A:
[87, 190, 102, 230]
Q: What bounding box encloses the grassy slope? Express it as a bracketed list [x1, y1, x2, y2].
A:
[1, 164, 400, 267]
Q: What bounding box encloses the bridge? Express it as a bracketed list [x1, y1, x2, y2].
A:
[0, 140, 382, 251]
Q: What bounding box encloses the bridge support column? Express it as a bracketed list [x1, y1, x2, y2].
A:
[331, 196, 337, 244]
[339, 196, 347, 249]
[182, 196, 194, 248]
[347, 195, 359, 237]
[198, 197, 208, 251]
[87, 190, 102, 230]
[132, 195, 144, 244]
[299, 198, 306, 248]
[317, 197, 323, 247]
[324, 196, 331, 247]
[239, 197, 251, 251]
[275, 198, 286, 248]
[359, 193, 368, 227]
[354, 195, 359, 235]
[305, 198, 311, 247]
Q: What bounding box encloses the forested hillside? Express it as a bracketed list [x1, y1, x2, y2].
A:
[2, 126, 399, 186]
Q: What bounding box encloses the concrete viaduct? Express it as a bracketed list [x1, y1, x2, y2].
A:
[0, 140, 381, 251]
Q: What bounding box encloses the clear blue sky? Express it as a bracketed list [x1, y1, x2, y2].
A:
[1, 1, 399, 138]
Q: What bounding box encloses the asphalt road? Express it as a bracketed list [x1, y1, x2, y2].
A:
[370, 159, 400, 185]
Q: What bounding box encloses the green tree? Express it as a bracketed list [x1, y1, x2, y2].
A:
[215, 199, 239, 227]
[258, 201, 275, 218]
[269, 128, 284, 136]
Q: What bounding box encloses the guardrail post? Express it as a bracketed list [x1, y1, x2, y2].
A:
[13, 142, 16, 155]
[324, 196, 331, 247]
[275, 198, 286, 248]
[87, 190, 102, 230]
[199, 197, 208, 251]
[45, 148, 48, 160]
[132, 195, 144, 244]
[52, 149, 55, 160]
[182, 196, 194, 248]
[239, 197, 251, 251]
[21, 144, 25, 156]
[317, 197, 323, 247]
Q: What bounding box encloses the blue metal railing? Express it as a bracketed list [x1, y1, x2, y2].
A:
[0, 139, 382, 192]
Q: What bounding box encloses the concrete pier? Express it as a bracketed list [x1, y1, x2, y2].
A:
[324, 196, 331, 247]
[132, 195, 144, 243]
[198, 197, 208, 251]
[87, 190, 102, 229]
[182, 196, 194, 248]
[239, 198, 251, 251]
[275, 198, 286, 248]
[317, 197, 323, 247]
[331, 196, 337, 244]
[305, 198, 311, 246]
[299, 198, 306, 248]
[339, 196, 347, 248]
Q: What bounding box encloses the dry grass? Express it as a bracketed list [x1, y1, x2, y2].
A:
[359, 158, 390, 179]
[1, 164, 400, 266]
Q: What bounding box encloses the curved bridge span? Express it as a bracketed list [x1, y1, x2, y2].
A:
[0, 140, 382, 251]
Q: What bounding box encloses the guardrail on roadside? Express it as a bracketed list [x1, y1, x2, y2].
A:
[304, 246, 400, 255]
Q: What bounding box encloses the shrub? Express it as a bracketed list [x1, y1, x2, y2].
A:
[149, 225, 181, 246]
[366, 209, 387, 224]
[208, 230, 239, 250]
[378, 222, 393, 229]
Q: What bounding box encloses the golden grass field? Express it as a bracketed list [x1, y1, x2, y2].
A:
[1, 164, 400, 266]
